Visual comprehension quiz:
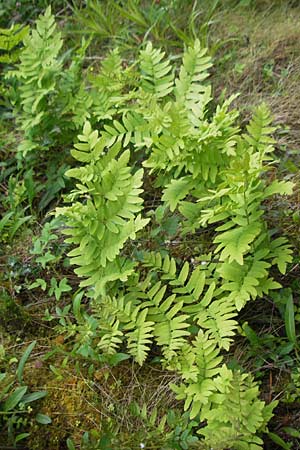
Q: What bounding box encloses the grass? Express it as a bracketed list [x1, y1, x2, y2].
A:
[211, 3, 300, 123]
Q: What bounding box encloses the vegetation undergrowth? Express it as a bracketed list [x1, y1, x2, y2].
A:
[1, 3, 300, 449]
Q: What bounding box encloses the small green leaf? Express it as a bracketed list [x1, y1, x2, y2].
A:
[162, 177, 192, 212]
[73, 291, 84, 320]
[285, 292, 296, 345]
[28, 278, 47, 291]
[67, 438, 76, 450]
[108, 353, 130, 367]
[22, 391, 47, 403]
[283, 427, 300, 438]
[36, 251, 56, 268]
[15, 433, 30, 443]
[242, 323, 260, 347]
[17, 340, 36, 383]
[268, 432, 292, 450]
[36, 413, 52, 424]
[4, 386, 28, 411]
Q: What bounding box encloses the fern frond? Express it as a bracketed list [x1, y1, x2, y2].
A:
[139, 41, 174, 98]
[269, 236, 293, 274]
[102, 111, 150, 148]
[171, 331, 222, 419]
[56, 122, 149, 294]
[15, 7, 63, 146]
[154, 300, 190, 362]
[97, 319, 123, 355]
[196, 297, 238, 350]
[245, 103, 276, 150]
[218, 257, 270, 310]
[200, 370, 274, 450]
[214, 223, 261, 265]
[162, 177, 194, 212]
[126, 308, 154, 365]
[0, 24, 29, 63]
[175, 39, 212, 123]
[79, 258, 136, 297]
[91, 48, 124, 94]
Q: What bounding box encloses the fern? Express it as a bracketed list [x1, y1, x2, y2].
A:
[70, 250, 237, 365]
[8, 7, 94, 158]
[174, 38, 212, 123]
[143, 252, 238, 350]
[199, 369, 276, 450]
[53, 40, 291, 450]
[269, 236, 293, 274]
[245, 103, 276, 150]
[97, 319, 123, 355]
[171, 331, 223, 418]
[139, 41, 174, 98]
[153, 299, 190, 362]
[195, 297, 238, 350]
[0, 24, 29, 63]
[126, 308, 154, 365]
[215, 223, 262, 265]
[172, 362, 276, 449]
[56, 122, 149, 296]
[175, 105, 293, 310]
[90, 48, 132, 122]
[12, 7, 63, 155]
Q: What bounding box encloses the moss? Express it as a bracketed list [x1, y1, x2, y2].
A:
[27, 370, 102, 449]
[25, 357, 178, 449]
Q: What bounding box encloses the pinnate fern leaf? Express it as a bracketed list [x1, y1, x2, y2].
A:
[139, 41, 174, 98]
[56, 122, 149, 293]
[214, 223, 261, 265]
[126, 308, 154, 365]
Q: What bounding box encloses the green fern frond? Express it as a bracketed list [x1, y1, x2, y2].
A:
[269, 236, 293, 274]
[175, 39, 212, 123]
[162, 177, 194, 212]
[91, 48, 124, 94]
[15, 7, 63, 137]
[264, 179, 294, 198]
[218, 258, 270, 310]
[171, 331, 222, 419]
[200, 370, 275, 450]
[103, 111, 149, 148]
[126, 308, 154, 365]
[56, 122, 149, 294]
[8, 7, 94, 157]
[245, 103, 276, 150]
[154, 300, 190, 362]
[0, 24, 29, 63]
[196, 297, 238, 350]
[80, 259, 136, 297]
[214, 223, 261, 265]
[139, 41, 174, 98]
[97, 319, 123, 355]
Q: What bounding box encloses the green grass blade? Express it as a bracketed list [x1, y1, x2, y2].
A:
[17, 340, 36, 383]
[285, 292, 296, 345]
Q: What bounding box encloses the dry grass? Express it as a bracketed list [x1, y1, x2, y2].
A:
[211, 4, 300, 139]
